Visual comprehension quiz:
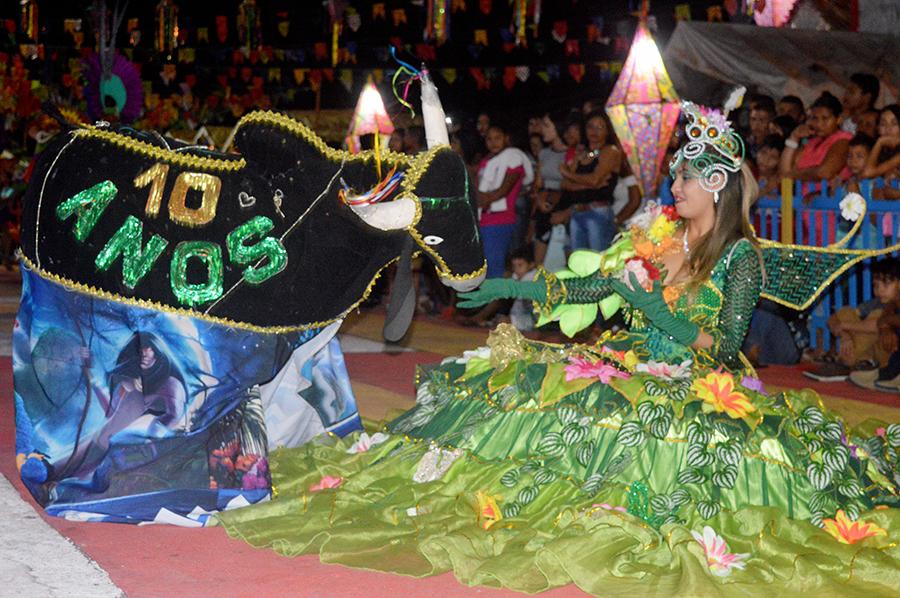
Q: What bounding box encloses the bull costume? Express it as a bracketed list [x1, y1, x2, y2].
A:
[217, 102, 900, 595]
[14, 73, 485, 523]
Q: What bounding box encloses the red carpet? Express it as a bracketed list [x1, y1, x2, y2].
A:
[758, 364, 900, 408]
[345, 350, 445, 396]
[0, 356, 583, 597]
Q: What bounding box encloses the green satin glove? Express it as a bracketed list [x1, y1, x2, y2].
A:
[457, 278, 547, 309]
[610, 272, 699, 346]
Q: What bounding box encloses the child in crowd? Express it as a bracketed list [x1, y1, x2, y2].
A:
[806, 257, 900, 382]
[456, 245, 537, 332]
[476, 123, 534, 278]
[756, 135, 783, 197]
[507, 246, 538, 332]
[830, 133, 875, 193]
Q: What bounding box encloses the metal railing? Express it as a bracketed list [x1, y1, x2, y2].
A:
[754, 178, 900, 350]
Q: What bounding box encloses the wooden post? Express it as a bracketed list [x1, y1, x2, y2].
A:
[780, 177, 793, 244]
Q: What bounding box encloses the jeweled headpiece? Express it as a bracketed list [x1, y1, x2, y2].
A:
[669, 100, 745, 193]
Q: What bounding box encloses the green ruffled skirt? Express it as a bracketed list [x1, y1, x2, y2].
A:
[218, 332, 900, 596]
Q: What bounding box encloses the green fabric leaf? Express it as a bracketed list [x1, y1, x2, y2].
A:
[500, 470, 520, 488]
[617, 422, 645, 448]
[567, 250, 604, 277]
[539, 363, 595, 408]
[559, 304, 598, 337]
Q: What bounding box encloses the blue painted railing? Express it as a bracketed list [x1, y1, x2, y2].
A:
[754, 177, 900, 350]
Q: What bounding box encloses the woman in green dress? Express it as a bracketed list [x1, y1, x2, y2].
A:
[219, 103, 900, 596]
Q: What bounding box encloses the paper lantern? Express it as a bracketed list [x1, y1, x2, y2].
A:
[346, 81, 395, 176]
[605, 23, 679, 197]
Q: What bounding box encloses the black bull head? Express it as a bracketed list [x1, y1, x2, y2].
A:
[20, 111, 486, 335]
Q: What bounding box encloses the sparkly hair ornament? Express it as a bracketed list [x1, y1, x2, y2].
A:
[670, 87, 746, 202]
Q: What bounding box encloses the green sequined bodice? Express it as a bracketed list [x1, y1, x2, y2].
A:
[620, 239, 763, 369]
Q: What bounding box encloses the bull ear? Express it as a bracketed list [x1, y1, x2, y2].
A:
[349, 195, 417, 231]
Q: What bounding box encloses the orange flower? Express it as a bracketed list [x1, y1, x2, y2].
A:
[662, 285, 682, 306]
[633, 238, 654, 259]
[475, 491, 503, 530]
[691, 371, 756, 419]
[822, 510, 887, 545]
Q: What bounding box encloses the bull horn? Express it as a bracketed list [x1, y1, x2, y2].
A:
[350, 195, 417, 231]
[420, 70, 449, 148]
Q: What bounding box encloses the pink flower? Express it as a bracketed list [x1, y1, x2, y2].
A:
[346, 432, 389, 454]
[691, 526, 749, 577]
[876, 427, 886, 438]
[592, 503, 628, 513]
[622, 258, 652, 290]
[309, 475, 343, 492]
[635, 359, 692, 380]
[565, 357, 630, 383]
[740, 375, 767, 395]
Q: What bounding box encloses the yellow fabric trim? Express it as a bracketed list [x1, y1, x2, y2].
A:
[74, 127, 246, 172]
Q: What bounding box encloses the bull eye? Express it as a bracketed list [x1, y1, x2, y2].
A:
[422, 235, 444, 246]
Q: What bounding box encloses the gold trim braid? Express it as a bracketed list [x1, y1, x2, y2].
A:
[19, 253, 400, 335]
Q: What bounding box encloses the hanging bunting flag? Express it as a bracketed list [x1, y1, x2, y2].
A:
[416, 43, 437, 61]
[502, 67, 516, 90]
[215, 15, 228, 43]
[373, 3, 386, 20]
[238, 0, 262, 51]
[20, 0, 38, 41]
[314, 42, 327, 61]
[332, 22, 341, 66]
[177, 48, 195, 63]
[474, 29, 488, 45]
[452, 0, 467, 12]
[515, 65, 530, 82]
[565, 39, 580, 56]
[469, 67, 489, 89]
[293, 68, 307, 84]
[546, 64, 560, 80]
[514, 0, 527, 46]
[707, 6, 723, 21]
[586, 24, 600, 42]
[156, 0, 179, 54]
[479, 0, 492, 15]
[568, 63, 585, 83]
[268, 67, 282, 82]
[372, 68, 385, 83]
[339, 69, 354, 91]
[551, 20, 567, 43]
[197, 27, 209, 42]
[277, 11, 290, 37]
[536, 69, 549, 83]
[441, 68, 457, 84]
[393, 9, 408, 27]
[674, 4, 691, 20]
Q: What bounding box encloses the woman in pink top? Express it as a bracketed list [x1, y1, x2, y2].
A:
[476, 124, 534, 277]
[780, 92, 852, 244]
[780, 92, 852, 186]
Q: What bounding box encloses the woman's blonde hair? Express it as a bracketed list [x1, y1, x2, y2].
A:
[684, 163, 762, 291]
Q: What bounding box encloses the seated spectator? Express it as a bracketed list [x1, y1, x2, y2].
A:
[559, 110, 622, 252]
[532, 115, 568, 267]
[748, 96, 776, 160]
[777, 95, 805, 122]
[857, 108, 881, 139]
[841, 72, 880, 135]
[769, 115, 797, 139]
[830, 133, 875, 193]
[476, 122, 534, 278]
[743, 300, 807, 367]
[861, 105, 900, 194]
[806, 257, 900, 382]
[780, 92, 851, 188]
[756, 135, 783, 198]
[528, 133, 543, 164]
[456, 245, 537, 331]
